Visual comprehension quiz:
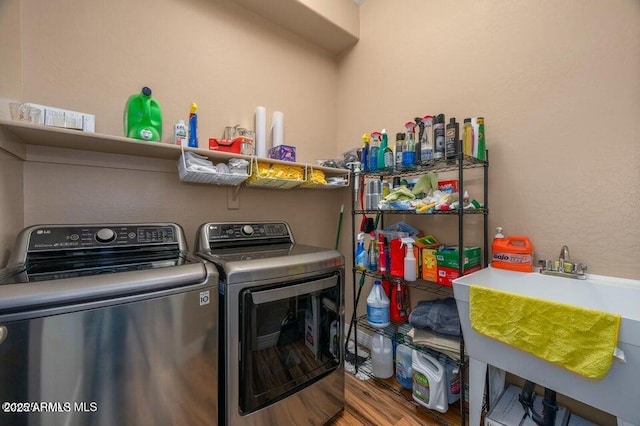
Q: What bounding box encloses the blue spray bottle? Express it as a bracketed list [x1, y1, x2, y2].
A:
[355, 232, 367, 270]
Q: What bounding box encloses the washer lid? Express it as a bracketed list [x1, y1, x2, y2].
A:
[198, 243, 344, 284]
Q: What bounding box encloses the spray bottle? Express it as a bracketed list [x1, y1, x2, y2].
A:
[401, 237, 417, 281]
[188, 102, 198, 148]
[355, 232, 367, 270]
[381, 129, 393, 170]
[420, 115, 434, 162]
[402, 121, 416, 169]
[369, 131, 381, 172]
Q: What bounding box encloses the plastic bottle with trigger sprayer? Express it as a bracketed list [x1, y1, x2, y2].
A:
[355, 232, 367, 270]
[369, 131, 380, 172]
[401, 237, 417, 281]
[361, 133, 370, 172]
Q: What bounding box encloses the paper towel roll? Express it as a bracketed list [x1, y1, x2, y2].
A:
[271, 111, 284, 147]
[255, 106, 267, 157]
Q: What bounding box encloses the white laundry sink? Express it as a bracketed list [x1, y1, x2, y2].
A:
[453, 267, 640, 426]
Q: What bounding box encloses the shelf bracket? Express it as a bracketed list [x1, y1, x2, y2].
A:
[227, 185, 241, 210]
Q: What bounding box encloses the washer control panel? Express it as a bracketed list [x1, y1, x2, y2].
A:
[207, 222, 291, 242]
[28, 225, 177, 251]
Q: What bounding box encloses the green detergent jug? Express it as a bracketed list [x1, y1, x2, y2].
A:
[124, 86, 162, 141]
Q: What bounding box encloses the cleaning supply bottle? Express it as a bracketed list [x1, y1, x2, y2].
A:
[124, 86, 162, 142]
[396, 344, 414, 390]
[401, 237, 417, 281]
[390, 280, 410, 322]
[174, 119, 187, 146]
[355, 232, 367, 270]
[491, 226, 534, 272]
[188, 102, 198, 148]
[412, 351, 448, 413]
[476, 116, 486, 160]
[368, 233, 378, 272]
[366, 280, 390, 328]
[361, 133, 371, 172]
[433, 113, 445, 159]
[445, 117, 459, 160]
[420, 115, 434, 162]
[394, 132, 405, 172]
[462, 118, 473, 156]
[381, 129, 394, 170]
[402, 121, 416, 169]
[371, 333, 393, 378]
[378, 233, 387, 273]
[414, 117, 423, 163]
[369, 131, 380, 172]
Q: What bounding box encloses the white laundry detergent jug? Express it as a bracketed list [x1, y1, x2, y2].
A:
[412, 350, 448, 413]
[371, 333, 393, 379]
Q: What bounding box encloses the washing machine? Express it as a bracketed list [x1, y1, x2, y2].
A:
[195, 221, 345, 426]
[0, 223, 218, 426]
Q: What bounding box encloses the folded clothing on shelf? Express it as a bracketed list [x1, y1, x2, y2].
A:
[408, 297, 461, 337]
[407, 327, 466, 362]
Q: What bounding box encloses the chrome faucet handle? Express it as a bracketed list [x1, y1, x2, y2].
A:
[576, 263, 588, 275]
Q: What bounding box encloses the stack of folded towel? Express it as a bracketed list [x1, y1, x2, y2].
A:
[407, 297, 466, 360]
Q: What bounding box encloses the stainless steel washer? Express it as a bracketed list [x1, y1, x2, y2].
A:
[0, 223, 219, 426]
[195, 221, 345, 426]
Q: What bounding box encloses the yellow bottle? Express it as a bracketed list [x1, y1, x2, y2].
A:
[462, 118, 473, 156]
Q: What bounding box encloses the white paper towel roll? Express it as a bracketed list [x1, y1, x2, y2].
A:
[271, 111, 284, 147]
[255, 106, 267, 157]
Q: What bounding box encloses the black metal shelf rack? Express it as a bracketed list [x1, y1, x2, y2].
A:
[347, 150, 489, 426]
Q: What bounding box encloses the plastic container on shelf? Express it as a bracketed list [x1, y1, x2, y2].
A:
[124, 86, 162, 142]
[412, 350, 448, 413]
[366, 280, 390, 328]
[395, 344, 413, 390]
[371, 333, 393, 379]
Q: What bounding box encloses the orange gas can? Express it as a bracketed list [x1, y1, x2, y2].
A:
[491, 227, 534, 272]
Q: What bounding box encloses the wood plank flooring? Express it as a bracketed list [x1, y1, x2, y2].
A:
[331, 372, 466, 426]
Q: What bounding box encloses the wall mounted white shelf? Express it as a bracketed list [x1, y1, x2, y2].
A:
[0, 119, 350, 189]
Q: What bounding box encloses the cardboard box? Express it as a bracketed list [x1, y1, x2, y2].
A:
[22, 102, 95, 132]
[268, 145, 296, 162]
[437, 264, 482, 286]
[305, 294, 320, 358]
[436, 246, 481, 269]
[566, 414, 596, 426]
[438, 179, 459, 193]
[485, 384, 569, 426]
[422, 247, 438, 282]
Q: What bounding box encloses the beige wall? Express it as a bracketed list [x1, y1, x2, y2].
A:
[337, 0, 640, 280]
[2, 0, 345, 253]
[0, 0, 22, 103]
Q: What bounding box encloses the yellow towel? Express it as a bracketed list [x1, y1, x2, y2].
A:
[469, 285, 621, 379]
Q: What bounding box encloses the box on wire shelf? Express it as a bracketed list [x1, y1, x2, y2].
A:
[268, 145, 296, 162]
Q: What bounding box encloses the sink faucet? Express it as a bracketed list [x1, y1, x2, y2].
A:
[539, 245, 587, 280]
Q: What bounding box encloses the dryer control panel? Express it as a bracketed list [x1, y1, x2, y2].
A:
[207, 222, 292, 244]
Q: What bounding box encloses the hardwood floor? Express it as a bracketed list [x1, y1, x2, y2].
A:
[331, 372, 466, 426]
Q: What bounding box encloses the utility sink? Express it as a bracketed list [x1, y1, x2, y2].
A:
[453, 267, 640, 426]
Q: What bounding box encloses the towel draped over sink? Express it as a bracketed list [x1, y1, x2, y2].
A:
[469, 285, 621, 379]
